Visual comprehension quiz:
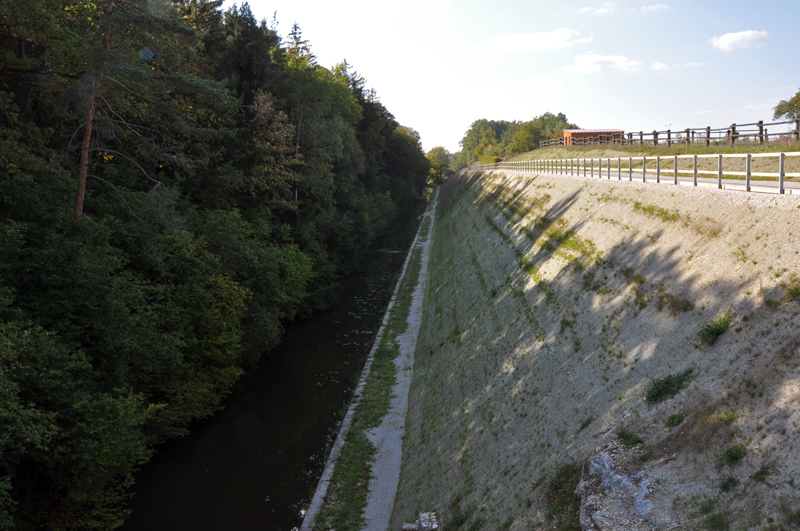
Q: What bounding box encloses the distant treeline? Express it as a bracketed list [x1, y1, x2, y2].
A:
[449, 112, 578, 170]
[0, 0, 428, 527]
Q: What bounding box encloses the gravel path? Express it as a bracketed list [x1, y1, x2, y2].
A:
[362, 189, 438, 531]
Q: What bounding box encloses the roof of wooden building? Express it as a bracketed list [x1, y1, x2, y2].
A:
[563, 129, 624, 134]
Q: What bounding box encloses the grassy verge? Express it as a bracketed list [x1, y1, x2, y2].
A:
[314, 227, 427, 530]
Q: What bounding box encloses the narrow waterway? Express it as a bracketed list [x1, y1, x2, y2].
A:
[122, 211, 423, 531]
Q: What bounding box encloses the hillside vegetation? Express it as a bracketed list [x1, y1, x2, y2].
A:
[392, 169, 800, 530]
[0, 1, 427, 527]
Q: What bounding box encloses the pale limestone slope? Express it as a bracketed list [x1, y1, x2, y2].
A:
[391, 170, 800, 530]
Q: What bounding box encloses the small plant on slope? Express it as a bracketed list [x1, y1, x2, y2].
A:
[645, 368, 693, 403]
[697, 309, 733, 345]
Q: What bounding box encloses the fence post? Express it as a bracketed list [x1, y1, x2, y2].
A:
[746, 154, 751, 192]
[628, 157, 632, 181]
[706, 126, 711, 147]
[693, 155, 698, 186]
[795, 119, 800, 143]
[653, 130, 659, 146]
[779, 152, 785, 195]
[607, 158, 611, 179]
[673, 155, 678, 184]
[758, 120, 764, 145]
[591, 158, 594, 178]
[667, 129, 671, 146]
[730, 124, 737, 146]
[583, 158, 586, 176]
[685, 128, 690, 146]
[639, 131, 643, 146]
[717, 154, 722, 189]
[642, 157, 647, 182]
[656, 156, 661, 183]
[617, 158, 621, 180]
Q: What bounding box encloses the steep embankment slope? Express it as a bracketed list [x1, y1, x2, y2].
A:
[391, 170, 800, 530]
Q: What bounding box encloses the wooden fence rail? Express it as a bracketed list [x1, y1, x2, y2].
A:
[471, 152, 800, 195]
[540, 119, 800, 148]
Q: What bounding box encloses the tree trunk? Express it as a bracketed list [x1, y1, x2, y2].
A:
[75, 1, 114, 221]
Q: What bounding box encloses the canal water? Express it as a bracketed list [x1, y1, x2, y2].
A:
[121, 210, 423, 531]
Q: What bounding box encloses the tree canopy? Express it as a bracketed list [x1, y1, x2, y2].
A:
[450, 112, 578, 170]
[426, 146, 454, 184]
[0, 0, 428, 527]
[774, 87, 800, 120]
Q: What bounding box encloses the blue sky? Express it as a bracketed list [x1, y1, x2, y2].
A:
[227, 0, 800, 153]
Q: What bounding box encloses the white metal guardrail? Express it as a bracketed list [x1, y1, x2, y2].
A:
[471, 152, 800, 195]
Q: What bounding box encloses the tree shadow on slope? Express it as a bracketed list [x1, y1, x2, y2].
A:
[413, 170, 800, 528]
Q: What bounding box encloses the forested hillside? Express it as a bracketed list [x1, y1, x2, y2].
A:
[0, 1, 428, 528]
[450, 112, 577, 169]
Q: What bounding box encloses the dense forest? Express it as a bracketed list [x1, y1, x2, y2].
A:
[449, 112, 578, 169]
[0, 0, 429, 528]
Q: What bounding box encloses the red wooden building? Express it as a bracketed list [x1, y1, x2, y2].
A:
[562, 129, 624, 145]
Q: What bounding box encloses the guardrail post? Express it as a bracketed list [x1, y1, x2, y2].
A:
[746, 154, 751, 192]
[642, 157, 647, 182]
[673, 155, 678, 184]
[693, 155, 698, 186]
[628, 157, 632, 181]
[705, 126, 711, 147]
[779, 152, 785, 194]
[656, 156, 661, 183]
[717, 154, 722, 189]
[758, 121, 764, 145]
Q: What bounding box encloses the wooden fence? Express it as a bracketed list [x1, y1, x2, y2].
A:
[471, 152, 800, 195]
[539, 119, 800, 148]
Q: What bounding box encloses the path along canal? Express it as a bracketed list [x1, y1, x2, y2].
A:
[121, 211, 423, 531]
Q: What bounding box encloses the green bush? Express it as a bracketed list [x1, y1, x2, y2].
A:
[645, 369, 693, 403]
[665, 413, 684, 427]
[617, 429, 642, 447]
[697, 309, 733, 345]
[724, 445, 747, 464]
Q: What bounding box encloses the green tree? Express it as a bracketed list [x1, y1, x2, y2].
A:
[774, 88, 800, 120]
[427, 146, 453, 184]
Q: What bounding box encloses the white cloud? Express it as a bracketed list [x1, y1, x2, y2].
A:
[651, 62, 669, 70]
[641, 3, 669, 12]
[487, 28, 591, 53]
[561, 53, 642, 73]
[578, 2, 615, 15]
[682, 61, 704, 67]
[709, 30, 769, 51]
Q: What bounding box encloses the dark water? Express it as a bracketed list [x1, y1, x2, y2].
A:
[122, 214, 422, 531]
